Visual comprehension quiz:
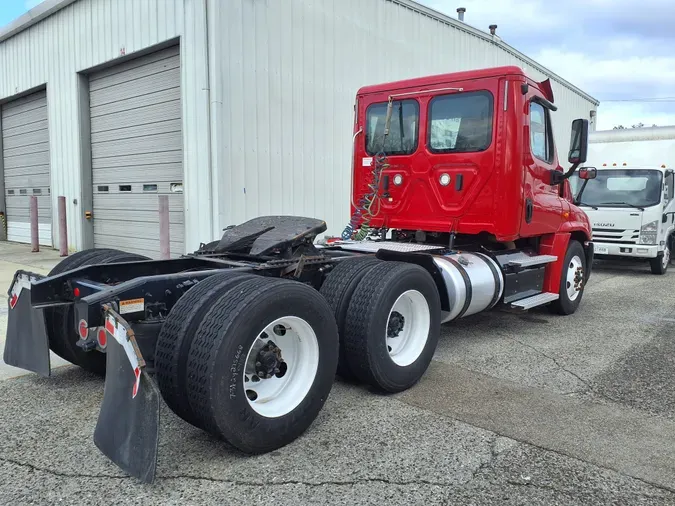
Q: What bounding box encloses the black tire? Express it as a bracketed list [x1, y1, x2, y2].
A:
[45, 248, 149, 375]
[650, 246, 670, 275]
[548, 240, 586, 315]
[342, 261, 441, 393]
[154, 271, 256, 427]
[319, 256, 381, 381]
[185, 277, 339, 453]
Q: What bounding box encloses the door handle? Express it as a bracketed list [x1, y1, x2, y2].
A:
[525, 199, 533, 223]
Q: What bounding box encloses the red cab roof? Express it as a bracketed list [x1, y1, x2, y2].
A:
[357, 65, 529, 96]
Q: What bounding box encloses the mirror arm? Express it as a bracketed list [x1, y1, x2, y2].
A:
[573, 178, 589, 205]
[550, 162, 580, 186]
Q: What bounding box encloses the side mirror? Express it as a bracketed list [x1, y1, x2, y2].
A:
[568, 119, 589, 164]
[578, 167, 597, 180]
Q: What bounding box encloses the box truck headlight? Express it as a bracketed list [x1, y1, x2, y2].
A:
[639, 220, 658, 245]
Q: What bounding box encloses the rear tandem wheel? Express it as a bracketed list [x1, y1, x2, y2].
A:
[182, 276, 340, 453]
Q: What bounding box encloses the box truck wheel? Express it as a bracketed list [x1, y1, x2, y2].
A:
[154, 271, 256, 428]
[650, 245, 670, 275]
[342, 261, 441, 393]
[44, 248, 149, 375]
[548, 240, 586, 315]
[319, 256, 382, 381]
[185, 277, 339, 453]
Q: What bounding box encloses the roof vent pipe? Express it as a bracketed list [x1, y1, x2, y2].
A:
[489, 24, 498, 35]
[457, 7, 465, 21]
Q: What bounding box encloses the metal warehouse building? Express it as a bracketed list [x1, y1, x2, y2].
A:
[0, 0, 599, 258]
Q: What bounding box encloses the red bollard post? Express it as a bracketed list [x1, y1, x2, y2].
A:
[58, 196, 68, 257]
[29, 195, 39, 252]
[158, 195, 170, 259]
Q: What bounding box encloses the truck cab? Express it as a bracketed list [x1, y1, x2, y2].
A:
[347, 66, 594, 312]
[571, 164, 675, 274]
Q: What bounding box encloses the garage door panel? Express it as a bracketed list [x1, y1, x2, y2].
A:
[92, 163, 182, 185]
[2, 105, 47, 130]
[2, 118, 49, 139]
[92, 131, 182, 159]
[91, 208, 184, 225]
[4, 165, 50, 177]
[93, 221, 184, 242]
[90, 87, 179, 119]
[93, 235, 183, 259]
[91, 118, 181, 144]
[2, 128, 49, 150]
[93, 193, 183, 212]
[89, 46, 180, 88]
[2, 97, 47, 120]
[1, 91, 45, 113]
[3, 141, 49, 159]
[90, 68, 180, 108]
[92, 150, 182, 169]
[89, 55, 180, 94]
[2, 90, 52, 246]
[91, 100, 181, 134]
[8, 223, 52, 246]
[4, 150, 49, 170]
[6, 195, 52, 222]
[5, 173, 50, 189]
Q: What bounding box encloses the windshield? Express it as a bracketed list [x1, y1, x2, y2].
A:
[366, 100, 419, 156]
[572, 169, 663, 208]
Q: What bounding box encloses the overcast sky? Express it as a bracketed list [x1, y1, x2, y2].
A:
[2, 0, 673, 131]
[418, 0, 675, 130]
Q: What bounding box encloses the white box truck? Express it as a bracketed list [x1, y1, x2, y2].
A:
[570, 126, 675, 274]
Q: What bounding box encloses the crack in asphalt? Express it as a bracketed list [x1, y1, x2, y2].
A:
[0, 455, 458, 488]
[504, 336, 620, 404]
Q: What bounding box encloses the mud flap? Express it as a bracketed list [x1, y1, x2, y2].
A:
[3, 271, 50, 377]
[93, 306, 160, 483]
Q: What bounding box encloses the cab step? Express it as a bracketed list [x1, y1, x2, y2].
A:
[510, 292, 559, 310]
[507, 254, 557, 268]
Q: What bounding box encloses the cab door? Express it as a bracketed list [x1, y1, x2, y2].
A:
[520, 97, 564, 236]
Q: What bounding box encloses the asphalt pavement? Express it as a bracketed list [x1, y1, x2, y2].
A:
[1, 245, 674, 505]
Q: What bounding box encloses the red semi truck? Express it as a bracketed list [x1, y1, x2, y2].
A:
[4, 65, 594, 482]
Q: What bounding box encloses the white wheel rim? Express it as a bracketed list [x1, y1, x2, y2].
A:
[242, 316, 319, 418]
[386, 290, 431, 367]
[664, 247, 670, 268]
[565, 255, 584, 301]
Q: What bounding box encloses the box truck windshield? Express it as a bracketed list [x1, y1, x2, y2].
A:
[573, 169, 663, 209]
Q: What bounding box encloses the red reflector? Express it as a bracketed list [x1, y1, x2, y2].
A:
[98, 328, 107, 348]
[78, 319, 88, 339]
[73, 287, 81, 297]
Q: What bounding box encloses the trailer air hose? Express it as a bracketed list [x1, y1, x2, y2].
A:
[342, 99, 395, 240]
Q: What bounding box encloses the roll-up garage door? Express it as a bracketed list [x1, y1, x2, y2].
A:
[89, 45, 184, 258]
[1, 90, 52, 246]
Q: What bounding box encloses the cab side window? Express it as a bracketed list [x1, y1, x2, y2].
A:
[530, 101, 554, 164]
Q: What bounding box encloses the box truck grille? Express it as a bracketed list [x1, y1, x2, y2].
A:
[592, 228, 640, 245]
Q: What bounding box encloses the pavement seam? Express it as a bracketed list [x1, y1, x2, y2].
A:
[0, 456, 128, 480]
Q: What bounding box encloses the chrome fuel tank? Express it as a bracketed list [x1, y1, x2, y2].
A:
[432, 252, 504, 323]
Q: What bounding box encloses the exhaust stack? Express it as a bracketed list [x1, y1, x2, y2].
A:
[457, 7, 465, 21]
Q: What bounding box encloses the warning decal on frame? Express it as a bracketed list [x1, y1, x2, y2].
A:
[119, 298, 145, 314]
[362, 157, 373, 167]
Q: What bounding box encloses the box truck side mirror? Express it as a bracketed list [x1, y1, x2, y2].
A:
[578, 167, 597, 180]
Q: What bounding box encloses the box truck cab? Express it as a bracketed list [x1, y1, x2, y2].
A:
[571, 126, 675, 274]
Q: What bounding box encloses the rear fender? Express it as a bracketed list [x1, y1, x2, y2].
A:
[3, 270, 51, 376]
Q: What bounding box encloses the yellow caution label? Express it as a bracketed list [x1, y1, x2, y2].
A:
[119, 298, 144, 315]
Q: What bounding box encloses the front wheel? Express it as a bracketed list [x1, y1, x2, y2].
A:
[650, 246, 670, 275]
[548, 240, 587, 315]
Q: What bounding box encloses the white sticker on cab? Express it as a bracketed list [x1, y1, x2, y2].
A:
[363, 157, 373, 167]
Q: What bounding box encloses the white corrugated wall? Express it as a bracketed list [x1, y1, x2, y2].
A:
[0, 0, 598, 252]
[0, 0, 214, 253]
[207, 0, 599, 239]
